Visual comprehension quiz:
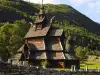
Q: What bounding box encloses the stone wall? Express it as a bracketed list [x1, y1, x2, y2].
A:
[0, 65, 100, 75]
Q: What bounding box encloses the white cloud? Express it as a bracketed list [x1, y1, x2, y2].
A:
[24, 0, 100, 13]
[88, 0, 100, 13]
[68, 0, 100, 13]
[24, 0, 59, 4]
[84, 11, 91, 15]
[69, 0, 85, 5]
[68, 0, 92, 7]
[88, 3, 94, 8]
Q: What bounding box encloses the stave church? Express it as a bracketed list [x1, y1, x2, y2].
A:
[15, 0, 80, 69]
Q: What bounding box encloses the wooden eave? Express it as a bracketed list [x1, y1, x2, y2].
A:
[34, 17, 45, 24]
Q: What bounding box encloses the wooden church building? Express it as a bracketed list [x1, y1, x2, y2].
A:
[15, 2, 80, 69]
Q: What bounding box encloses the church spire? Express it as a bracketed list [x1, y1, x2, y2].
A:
[39, 0, 44, 15]
[34, 0, 47, 30]
[41, 0, 43, 9]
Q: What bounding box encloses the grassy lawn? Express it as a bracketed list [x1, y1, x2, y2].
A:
[80, 61, 100, 69]
[53, 60, 100, 71]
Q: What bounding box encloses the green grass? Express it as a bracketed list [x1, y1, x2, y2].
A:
[48, 60, 100, 71]
[80, 61, 100, 69]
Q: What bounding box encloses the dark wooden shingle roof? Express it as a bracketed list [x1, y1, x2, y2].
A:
[65, 53, 78, 60]
[47, 52, 65, 60]
[17, 45, 24, 53]
[30, 52, 47, 59]
[25, 25, 50, 38]
[47, 38, 63, 51]
[28, 43, 45, 51]
[48, 28, 63, 36]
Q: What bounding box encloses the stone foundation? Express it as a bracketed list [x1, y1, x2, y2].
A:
[0, 64, 100, 75]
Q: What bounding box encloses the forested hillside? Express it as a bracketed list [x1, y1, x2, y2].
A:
[0, 0, 100, 61]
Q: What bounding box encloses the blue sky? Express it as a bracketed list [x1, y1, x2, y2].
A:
[24, 0, 100, 23]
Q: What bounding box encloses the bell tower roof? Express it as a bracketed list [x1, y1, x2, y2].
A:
[34, 0, 48, 30]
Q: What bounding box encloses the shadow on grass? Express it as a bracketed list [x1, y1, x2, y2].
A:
[80, 65, 85, 67]
[84, 62, 94, 65]
[85, 63, 93, 65]
[81, 60, 94, 65]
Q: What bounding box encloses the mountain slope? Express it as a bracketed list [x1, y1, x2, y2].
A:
[45, 4, 100, 35]
[0, 0, 39, 22]
[0, 0, 100, 60]
[0, 1, 100, 35]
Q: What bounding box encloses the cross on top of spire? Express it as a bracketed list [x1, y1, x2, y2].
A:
[38, 0, 44, 15]
[42, 0, 43, 4]
[41, 0, 43, 9]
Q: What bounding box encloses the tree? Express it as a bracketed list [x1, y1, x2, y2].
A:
[75, 46, 88, 62]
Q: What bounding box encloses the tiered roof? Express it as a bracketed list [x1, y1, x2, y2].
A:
[25, 25, 50, 38]
[48, 28, 63, 36]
